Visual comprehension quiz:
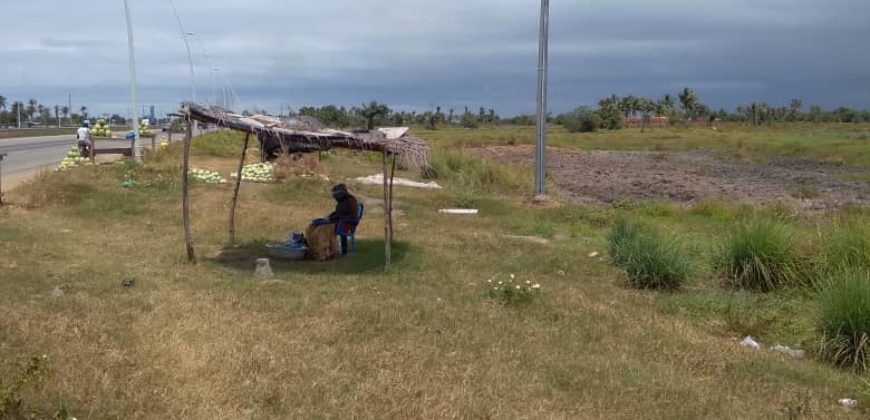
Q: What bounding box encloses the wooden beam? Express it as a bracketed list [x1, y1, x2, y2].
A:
[228, 132, 251, 244]
[182, 117, 196, 262]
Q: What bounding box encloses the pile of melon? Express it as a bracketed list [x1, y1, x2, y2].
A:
[139, 119, 152, 137]
[57, 147, 93, 171]
[90, 119, 112, 138]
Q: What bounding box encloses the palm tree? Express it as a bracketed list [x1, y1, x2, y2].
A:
[37, 105, 47, 123]
[26, 99, 38, 122]
[0, 95, 7, 111]
[80, 106, 88, 119]
[359, 101, 390, 130]
[678, 88, 700, 121]
[61, 106, 70, 125]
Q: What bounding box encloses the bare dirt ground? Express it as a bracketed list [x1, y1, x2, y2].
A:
[471, 145, 870, 210]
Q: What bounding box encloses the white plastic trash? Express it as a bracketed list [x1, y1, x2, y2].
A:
[740, 336, 760, 350]
[770, 344, 806, 359]
[439, 209, 479, 215]
[839, 398, 858, 408]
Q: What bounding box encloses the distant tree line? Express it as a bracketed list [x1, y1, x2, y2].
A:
[556, 88, 870, 133]
[0, 94, 105, 128]
[285, 101, 506, 131]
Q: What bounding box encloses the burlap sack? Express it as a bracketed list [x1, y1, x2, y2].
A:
[305, 223, 338, 261]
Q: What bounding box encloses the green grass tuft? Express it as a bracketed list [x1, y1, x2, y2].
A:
[819, 269, 870, 372]
[715, 219, 800, 291]
[819, 219, 870, 276]
[607, 219, 691, 290]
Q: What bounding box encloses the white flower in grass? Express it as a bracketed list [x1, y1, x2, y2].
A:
[515, 285, 521, 290]
[510, 274, 515, 280]
[526, 280, 531, 285]
[497, 281, 503, 285]
[532, 283, 541, 289]
[487, 278, 493, 284]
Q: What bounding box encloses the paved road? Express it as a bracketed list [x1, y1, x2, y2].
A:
[0, 135, 75, 181]
[0, 134, 163, 185]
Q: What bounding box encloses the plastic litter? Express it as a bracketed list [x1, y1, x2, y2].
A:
[439, 209, 479, 215]
[839, 398, 857, 408]
[770, 344, 805, 359]
[739, 336, 760, 350]
[354, 173, 442, 189]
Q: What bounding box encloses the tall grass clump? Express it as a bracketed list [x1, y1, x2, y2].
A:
[191, 131, 247, 157]
[715, 219, 799, 291]
[819, 220, 870, 277]
[424, 151, 527, 193]
[607, 219, 691, 291]
[819, 269, 870, 372]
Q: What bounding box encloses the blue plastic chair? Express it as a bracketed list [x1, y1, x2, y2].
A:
[335, 203, 365, 255]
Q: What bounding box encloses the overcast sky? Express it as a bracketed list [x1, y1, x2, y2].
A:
[1, 0, 868, 117]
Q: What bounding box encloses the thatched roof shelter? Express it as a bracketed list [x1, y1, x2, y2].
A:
[177, 102, 430, 269]
[184, 103, 429, 169]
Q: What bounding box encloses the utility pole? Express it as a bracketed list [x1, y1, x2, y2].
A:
[123, 0, 141, 161]
[68, 93, 72, 127]
[534, 0, 550, 196]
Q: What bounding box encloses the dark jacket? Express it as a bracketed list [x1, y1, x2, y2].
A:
[328, 192, 358, 223]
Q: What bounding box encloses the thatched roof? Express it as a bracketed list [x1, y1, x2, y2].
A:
[180, 102, 429, 169]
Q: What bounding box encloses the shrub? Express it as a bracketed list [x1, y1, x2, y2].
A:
[715, 219, 799, 291]
[819, 269, 870, 372]
[562, 107, 603, 133]
[607, 219, 691, 290]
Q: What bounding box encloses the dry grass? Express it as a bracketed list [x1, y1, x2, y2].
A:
[1, 127, 869, 418]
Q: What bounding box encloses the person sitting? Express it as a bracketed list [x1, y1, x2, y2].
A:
[305, 184, 359, 261]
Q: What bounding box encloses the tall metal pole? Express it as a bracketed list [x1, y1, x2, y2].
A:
[534, 0, 550, 195]
[169, 0, 196, 103]
[123, 0, 141, 161]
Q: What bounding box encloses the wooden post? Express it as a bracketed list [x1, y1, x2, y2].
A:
[0, 153, 6, 205]
[388, 152, 397, 243]
[182, 116, 197, 262]
[382, 150, 391, 269]
[90, 133, 96, 164]
[151, 133, 156, 150]
[228, 132, 251, 244]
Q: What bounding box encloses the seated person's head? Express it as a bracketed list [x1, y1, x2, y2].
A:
[331, 184, 349, 200]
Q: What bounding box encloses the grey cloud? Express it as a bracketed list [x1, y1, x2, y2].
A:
[1, 0, 868, 116]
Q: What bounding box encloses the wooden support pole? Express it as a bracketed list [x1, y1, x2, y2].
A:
[389, 152, 397, 244]
[0, 153, 6, 205]
[182, 116, 197, 262]
[228, 132, 251, 244]
[90, 134, 96, 164]
[382, 150, 391, 269]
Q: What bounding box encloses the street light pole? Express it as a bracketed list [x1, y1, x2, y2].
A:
[123, 0, 141, 161]
[534, 0, 550, 196]
[168, 0, 196, 103]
